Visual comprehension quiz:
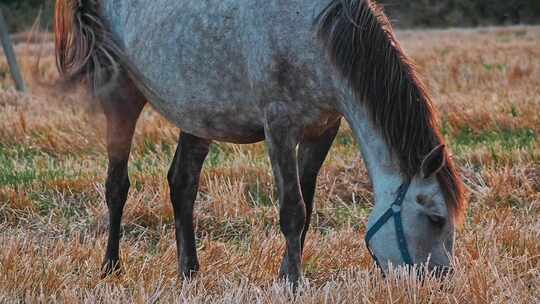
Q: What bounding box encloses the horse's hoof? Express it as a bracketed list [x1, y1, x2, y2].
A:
[180, 262, 200, 280]
[278, 269, 302, 290]
[180, 270, 198, 281]
[101, 259, 122, 278]
[278, 257, 302, 288]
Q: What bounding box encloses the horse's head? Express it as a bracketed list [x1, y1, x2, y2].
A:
[317, 0, 467, 279]
[366, 145, 456, 277]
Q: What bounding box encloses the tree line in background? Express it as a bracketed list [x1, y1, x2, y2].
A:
[1, 0, 540, 33]
[383, 0, 540, 27]
[0, 0, 54, 33]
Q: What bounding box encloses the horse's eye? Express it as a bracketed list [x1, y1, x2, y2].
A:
[428, 214, 446, 227]
[416, 195, 428, 205]
[417, 195, 446, 227]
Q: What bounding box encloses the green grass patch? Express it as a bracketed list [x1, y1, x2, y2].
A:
[247, 179, 274, 207]
[482, 63, 507, 72]
[0, 155, 85, 188]
[452, 127, 536, 151]
[206, 144, 225, 167]
[315, 203, 370, 233]
[335, 132, 355, 147]
[0, 145, 59, 187]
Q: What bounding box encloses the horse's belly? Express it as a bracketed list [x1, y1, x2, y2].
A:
[146, 97, 266, 144]
[147, 94, 340, 144]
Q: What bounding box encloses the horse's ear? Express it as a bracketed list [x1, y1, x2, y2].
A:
[421, 144, 446, 179]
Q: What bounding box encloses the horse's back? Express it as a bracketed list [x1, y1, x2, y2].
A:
[102, 0, 340, 142]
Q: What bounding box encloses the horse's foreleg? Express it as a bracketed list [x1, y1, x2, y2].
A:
[298, 119, 341, 251]
[264, 103, 305, 285]
[101, 80, 146, 277]
[167, 132, 210, 279]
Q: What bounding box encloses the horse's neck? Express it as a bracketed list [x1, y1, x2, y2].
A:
[339, 91, 403, 202]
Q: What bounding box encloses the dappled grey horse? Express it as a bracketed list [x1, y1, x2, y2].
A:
[55, 0, 466, 283]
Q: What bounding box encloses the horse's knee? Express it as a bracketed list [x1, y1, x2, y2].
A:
[169, 167, 195, 187]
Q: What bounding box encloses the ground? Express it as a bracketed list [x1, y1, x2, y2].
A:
[0, 26, 538, 303]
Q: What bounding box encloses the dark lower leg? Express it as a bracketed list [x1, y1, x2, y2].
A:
[101, 79, 146, 276]
[298, 120, 341, 251]
[102, 156, 130, 274]
[278, 194, 306, 283]
[264, 103, 305, 283]
[167, 133, 210, 278]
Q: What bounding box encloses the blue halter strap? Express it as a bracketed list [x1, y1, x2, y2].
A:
[365, 180, 413, 268]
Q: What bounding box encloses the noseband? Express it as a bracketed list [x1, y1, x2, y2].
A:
[365, 180, 413, 268]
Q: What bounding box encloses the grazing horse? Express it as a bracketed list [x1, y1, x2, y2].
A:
[55, 0, 466, 283]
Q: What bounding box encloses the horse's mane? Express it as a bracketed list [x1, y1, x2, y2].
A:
[316, 0, 466, 222]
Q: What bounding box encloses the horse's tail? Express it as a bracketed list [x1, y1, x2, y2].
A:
[316, 0, 466, 221]
[54, 0, 123, 94]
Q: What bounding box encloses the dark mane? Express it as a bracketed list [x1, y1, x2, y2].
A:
[316, 0, 466, 222]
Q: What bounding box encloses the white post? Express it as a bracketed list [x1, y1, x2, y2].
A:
[0, 9, 26, 92]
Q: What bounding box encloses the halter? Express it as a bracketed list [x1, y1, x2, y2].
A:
[365, 180, 413, 268]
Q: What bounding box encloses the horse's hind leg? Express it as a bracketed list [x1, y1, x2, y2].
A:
[297, 119, 341, 251]
[101, 78, 146, 276]
[167, 132, 210, 278]
[264, 103, 305, 284]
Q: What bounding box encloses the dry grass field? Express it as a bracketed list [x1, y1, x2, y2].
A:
[0, 26, 538, 303]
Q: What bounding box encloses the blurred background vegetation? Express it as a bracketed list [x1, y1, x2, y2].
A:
[0, 0, 54, 32]
[0, 0, 539, 33]
[384, 0, 540, 28]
